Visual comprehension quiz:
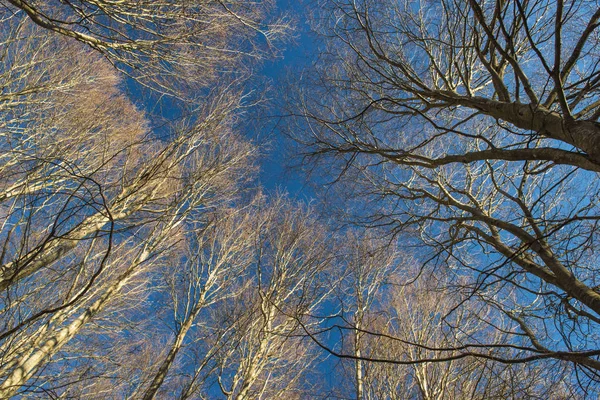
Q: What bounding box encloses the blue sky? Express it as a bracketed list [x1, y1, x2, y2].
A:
[255, 0, 317, 199]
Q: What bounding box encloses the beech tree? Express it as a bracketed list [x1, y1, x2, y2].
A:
[211, 197, 331, 400]
[293, 0, 600, 394]
[0, 89, 257, 396]
[133, 207, 257, 400]
[12, 0, 600, 396]
[359, 271, 575, 399]
[2, 0, 289, 99]
[339, 233, 401, 400]
[0, 0, 287, 396]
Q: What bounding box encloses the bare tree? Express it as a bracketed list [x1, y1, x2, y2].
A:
[0, 0, 286, 395]
[361, 270, 575, 400]
[211, 197, 333, 400]
[0, 103, 257, 397]
[334, 232, 401, 400]
[132, 207, 257, 400]
[292, 0, 600, 393]
[2, 0, 290, 100]
[0, 23, 151, 386]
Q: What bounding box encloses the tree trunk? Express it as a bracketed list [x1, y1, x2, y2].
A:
[141, 296, 206, 400]
[0, 250, 148, 398]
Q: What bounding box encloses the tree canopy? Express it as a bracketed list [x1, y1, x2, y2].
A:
[2, 0, 600, 398]
[293, 0, 600, 395]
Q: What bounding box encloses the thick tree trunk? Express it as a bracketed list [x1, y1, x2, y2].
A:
[0, 170, 158, 290]
[0, 250, 147, 398]
[445, 94, 600, 164]
[0, 212, 111, 291]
